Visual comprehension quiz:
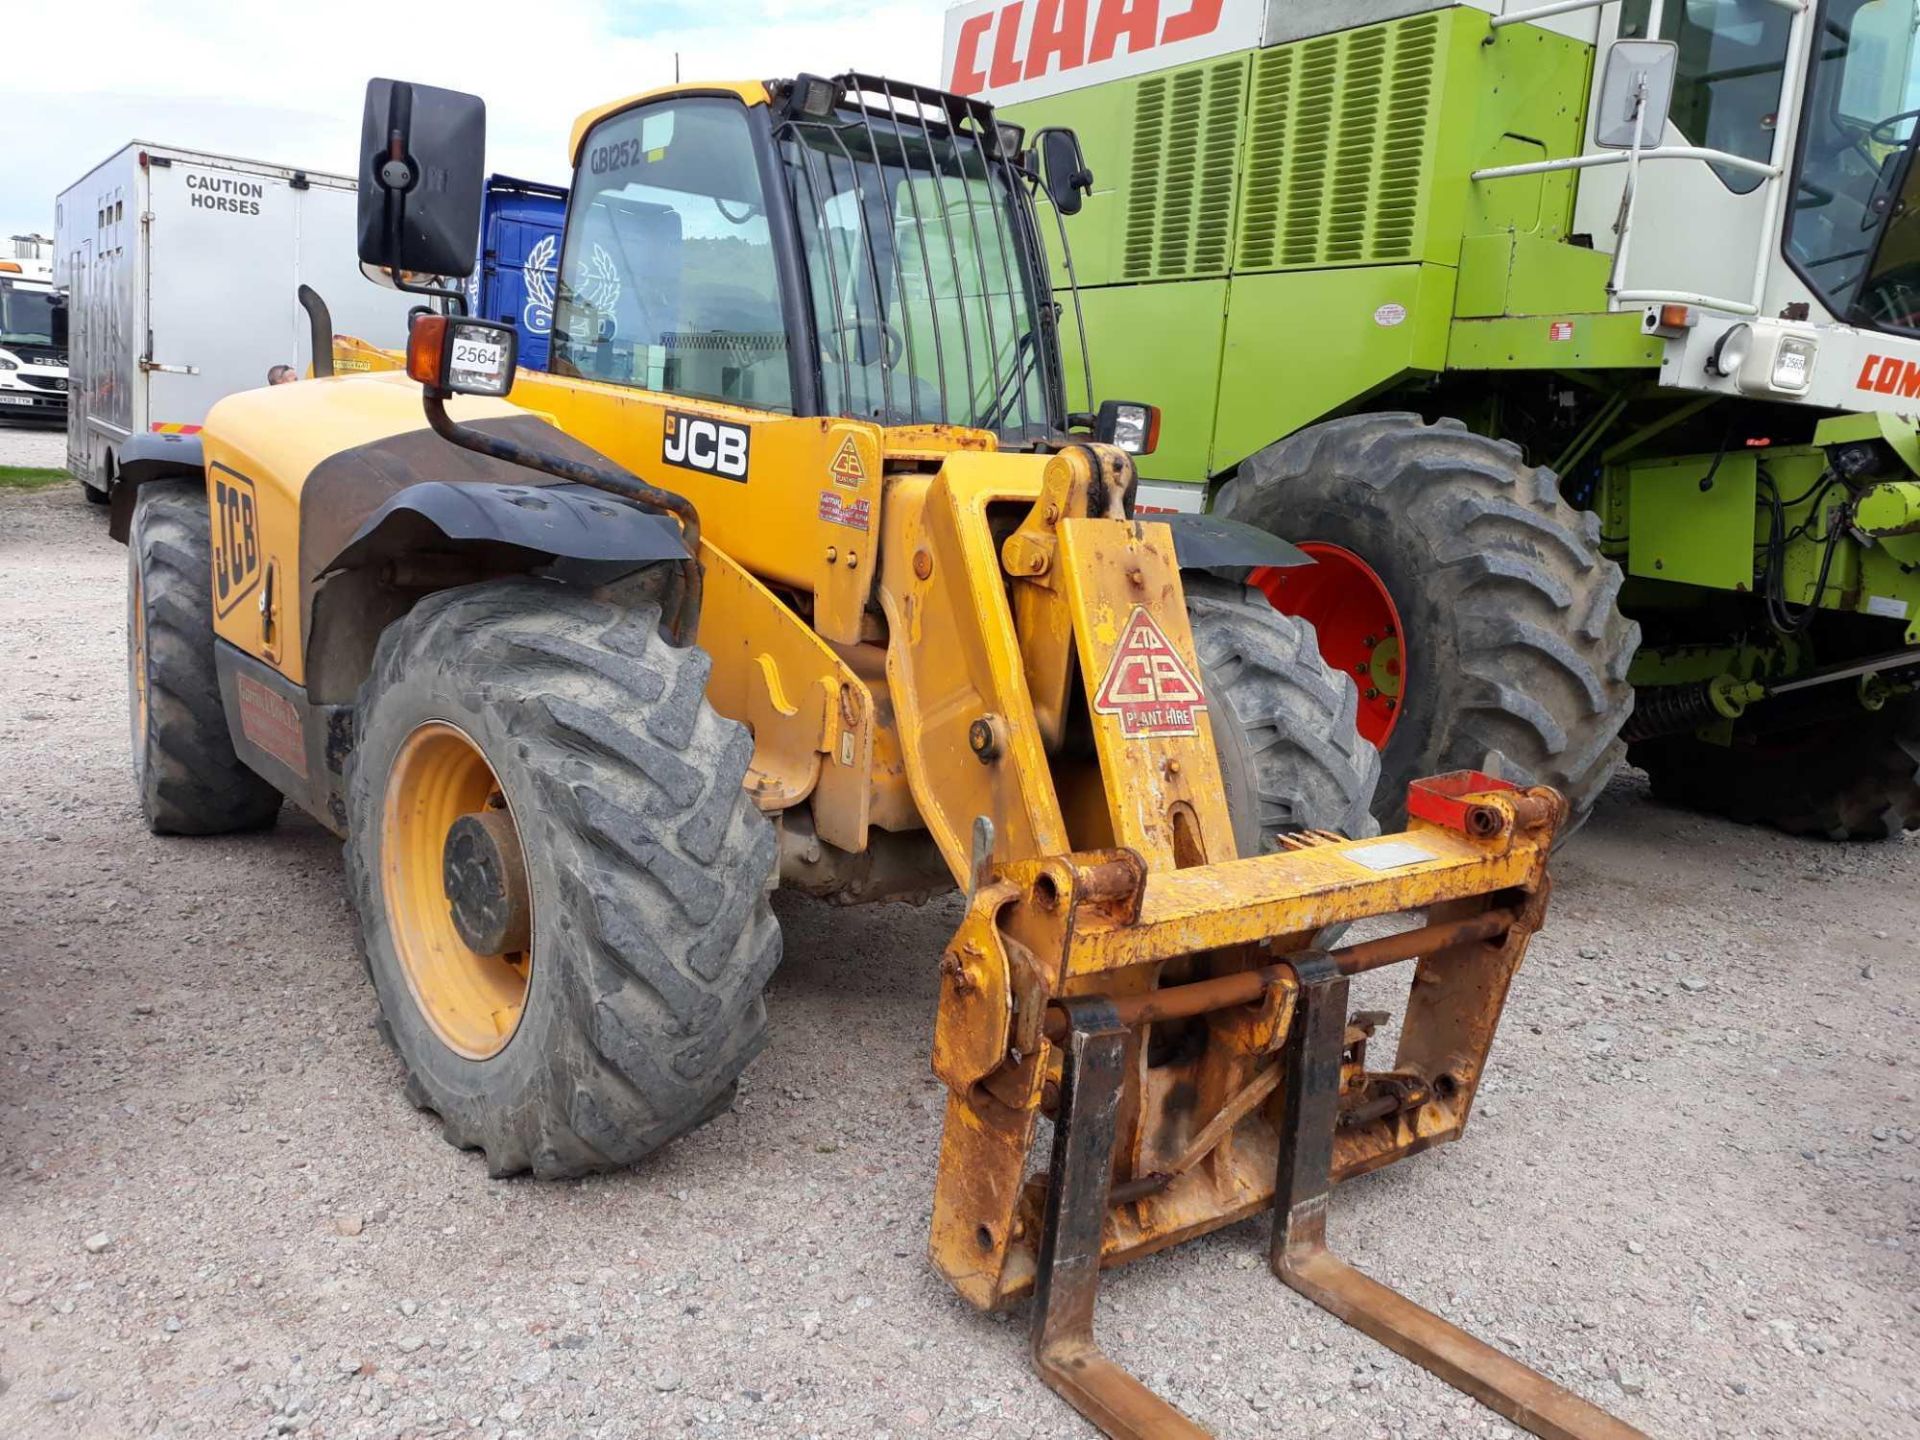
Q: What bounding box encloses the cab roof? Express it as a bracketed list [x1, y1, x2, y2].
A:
[569, 81, 770, 167]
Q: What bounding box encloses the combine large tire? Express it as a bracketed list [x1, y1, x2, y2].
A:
[345, 579, 781, 1179]
[1217, 414, 1639, 837]
[127, 481, 283, 835]
[1633, 695, 1920, 841]
[1186, 575, 1381, 853]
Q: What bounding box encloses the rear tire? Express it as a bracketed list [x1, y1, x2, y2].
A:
[1187, 576, 1381, 853]
[127, 481, 282, 835]
[345, 579, 781, 1179]
[1633, 696, 1920, 840]
[1218, 413, 1639, 838]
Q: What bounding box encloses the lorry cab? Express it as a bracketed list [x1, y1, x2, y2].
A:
[0, 262, 69, 424]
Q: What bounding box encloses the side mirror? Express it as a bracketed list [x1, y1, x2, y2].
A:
[1595, 41, 1677, 149]
[50, 299, 68, 350]
[1035, 127, 1093, 217]
[357, 78, 487, 280]
[407, 315, 517, 398]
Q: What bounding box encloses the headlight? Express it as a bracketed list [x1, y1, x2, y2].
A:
[0, 349, 19, 373]
[1708, 324, 1752, 378]
[1094, 400, 1162, 456]
[1771, 336, 1815, 393]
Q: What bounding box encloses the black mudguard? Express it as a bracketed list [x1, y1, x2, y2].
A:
[1163, 512, 1313, 573]
[106, 432, 206, 543]
[325, 480, 688, 575]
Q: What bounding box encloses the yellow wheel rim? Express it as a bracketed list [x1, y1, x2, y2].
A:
[380, 721, 533, 1060]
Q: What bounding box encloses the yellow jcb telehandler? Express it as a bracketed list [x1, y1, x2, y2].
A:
[110, 72, 1644, 1439]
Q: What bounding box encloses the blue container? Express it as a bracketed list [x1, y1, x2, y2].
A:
[472, 175, 567, 371]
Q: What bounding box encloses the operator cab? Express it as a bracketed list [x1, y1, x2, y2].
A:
[1565, 0, 1920, 407]
[357, 73, 1153, 476]
[546, 75, 1127, 451]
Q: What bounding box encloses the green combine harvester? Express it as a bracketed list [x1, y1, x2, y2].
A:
[948, 0, 1920, 839]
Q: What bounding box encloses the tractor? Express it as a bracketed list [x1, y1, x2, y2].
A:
[958, 0, 1920, 840]
[112, 71, 1643, 1438]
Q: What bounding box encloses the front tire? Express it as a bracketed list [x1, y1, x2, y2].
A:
[127, 481, 282, 834]
[1187, 576, 1381, 853]
[1219, 414, 1639, 838]
[345, 579, 782, 1179]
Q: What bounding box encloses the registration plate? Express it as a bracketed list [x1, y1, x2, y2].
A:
[0, 395, 40, 406]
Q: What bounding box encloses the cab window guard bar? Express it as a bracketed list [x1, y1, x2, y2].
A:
[777, 72, 1051, 433]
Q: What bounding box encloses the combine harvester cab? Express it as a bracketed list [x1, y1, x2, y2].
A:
[956, 0, 1920, 843]
[114, 69, 1645, 1438]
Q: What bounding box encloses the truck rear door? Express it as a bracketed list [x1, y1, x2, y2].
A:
[145, 159, 298, 429]
[477, 189, 563, 370]
[64, 239, 92, 472]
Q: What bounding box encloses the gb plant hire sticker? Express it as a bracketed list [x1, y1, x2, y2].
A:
[1093, 607, 1208, 738]
[829, 435, 868, 486]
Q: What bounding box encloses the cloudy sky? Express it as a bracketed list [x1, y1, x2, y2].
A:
[2, 0, 950, 244]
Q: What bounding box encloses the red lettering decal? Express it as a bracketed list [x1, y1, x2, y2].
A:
[1858, 354, 1883, 390]
[1025, 0, 1088, 79]
[1901, 362, 1920, 399]
[1159, 0, 1222, 45]
[989, 1, 1027, 88]
[950, 11, 994, 94]
[1878, 355, 1904, 394]
[1090, 0, 1158, 61]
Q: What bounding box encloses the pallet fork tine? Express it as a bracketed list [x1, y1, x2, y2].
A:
[1032, 996, 1211, 1440]
[1272, 953, 1648, 1440]
[1031, 957, 1651, 1440]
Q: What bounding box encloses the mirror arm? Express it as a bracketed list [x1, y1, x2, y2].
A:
[424, 395, 710, 641]
[389, 271, 470, 316]
[421, 394, 705, 641]
[384, 191, 470, 316]
[1046, 188, 1095, 421]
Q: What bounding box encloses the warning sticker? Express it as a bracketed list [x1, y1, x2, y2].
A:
[829, 435, 868, 487]
[1548, 320, 1575, 342]
[236, 673, 308, 780]
[819, 490, 872, 531]
[1092, 607, 1208, 738]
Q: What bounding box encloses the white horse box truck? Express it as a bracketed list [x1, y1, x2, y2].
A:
[55, 142, 420, 500]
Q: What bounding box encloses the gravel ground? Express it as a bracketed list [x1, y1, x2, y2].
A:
[0, 423, 67, 471]
[0, 481, 1915, 1440]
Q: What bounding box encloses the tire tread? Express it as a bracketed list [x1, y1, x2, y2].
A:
[344, 579, 779, 1179]
[129, 483, 282, 835]
[1217, 413, 1638, 836]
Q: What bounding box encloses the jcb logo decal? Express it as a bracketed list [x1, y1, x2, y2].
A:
[662, 412, 750, 481]
[1856, 353, 1920, 397]
[211, 464, 261, 618]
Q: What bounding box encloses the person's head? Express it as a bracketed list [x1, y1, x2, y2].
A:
[267, 365, 298, 386]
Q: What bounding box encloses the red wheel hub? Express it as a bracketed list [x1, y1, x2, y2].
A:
[1252, 543, 1405, 745]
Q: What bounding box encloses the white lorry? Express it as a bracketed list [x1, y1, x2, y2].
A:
[0, 258, 68, 426]
[55, 142, 422, 499]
